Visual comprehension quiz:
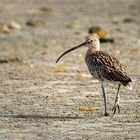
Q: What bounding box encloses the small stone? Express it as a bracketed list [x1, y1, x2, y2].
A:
[88, 26, 101, 34]
[29, 64, 34, 68]
[123, 17, 134, 23]
[8, 20, 21, 30]
[26, 20, 36, 27]
[80, 72, 91, 78]
[54, 67, 68, 73]
[79, 108, 100, 113]
[40, 7, 53, 12]
[97, 30, 107, 38]
[116, 50, 121, 54]
[89, 26, 108, 38]
[0, 57, 21, 63]
[26, 19, 47, 27]
[0, 24, 10, 33]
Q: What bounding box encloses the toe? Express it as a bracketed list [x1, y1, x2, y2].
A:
[104, 112, 109, 116]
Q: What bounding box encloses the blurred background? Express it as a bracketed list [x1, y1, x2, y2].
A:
[0, 0, 139, 139]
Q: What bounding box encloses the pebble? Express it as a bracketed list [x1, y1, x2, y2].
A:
[0, 24, 10, 33]
[8, 20, 21, 30]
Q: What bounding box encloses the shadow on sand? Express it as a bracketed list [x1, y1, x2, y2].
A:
[0, 114, 83, 120]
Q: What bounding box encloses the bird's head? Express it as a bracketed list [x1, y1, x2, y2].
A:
[56, 36, 100, 63]
[86, 36, 100, 51]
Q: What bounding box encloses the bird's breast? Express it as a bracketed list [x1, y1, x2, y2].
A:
[85, 50, 101, 79]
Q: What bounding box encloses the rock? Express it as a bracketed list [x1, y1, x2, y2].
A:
[79, 108, 100, 113]
[54, 67, 68, 73]
[80, 72, 91, 78]
[26, 19, 47, 27]
[88, 26, 101, 34]
[39, 7, 53, 13]
[0, 24, 10, 33]
[0, 57, 22, 63]
[123, 17, 134, 23]
[88, 26, 115, 43]
[99, 38, 115, 43]
[88, 26, 108, 38]
[8, 20, 21, 30]
[26, 20, 36, 27]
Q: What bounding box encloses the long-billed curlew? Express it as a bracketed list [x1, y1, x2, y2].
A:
[56, 36, 132, 116]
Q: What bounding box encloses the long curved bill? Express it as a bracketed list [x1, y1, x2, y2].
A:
[56, 42, 86, 63]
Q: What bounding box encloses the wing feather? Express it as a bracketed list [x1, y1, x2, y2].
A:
[91, 51, 132, 85]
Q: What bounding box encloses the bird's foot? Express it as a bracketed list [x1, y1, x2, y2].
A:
[104, 112, 109, 116]
[112, 103, 120, 115]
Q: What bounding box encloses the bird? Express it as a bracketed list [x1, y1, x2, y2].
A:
[56, 36, 132, 116]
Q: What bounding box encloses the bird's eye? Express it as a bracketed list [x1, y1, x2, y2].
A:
[90, 39, 93, 43]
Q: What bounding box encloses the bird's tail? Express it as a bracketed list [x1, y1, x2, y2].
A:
[125, 83, 132, 90]
[122, 76, 132, 90]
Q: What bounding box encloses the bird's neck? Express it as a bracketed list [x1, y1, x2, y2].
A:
[89, 44, 100, 52]
[86, 48, 96, 56]
[90, 47, 100, 53]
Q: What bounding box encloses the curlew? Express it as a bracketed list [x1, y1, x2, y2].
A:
[56, 36, 132, 116]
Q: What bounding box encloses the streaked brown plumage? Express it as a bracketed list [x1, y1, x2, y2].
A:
[85, 49, 131, 86]
[56, 36, 132, 116]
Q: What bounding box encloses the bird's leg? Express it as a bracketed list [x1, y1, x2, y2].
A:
[101, 82, 109, 116]
[112, 84, 121, 115]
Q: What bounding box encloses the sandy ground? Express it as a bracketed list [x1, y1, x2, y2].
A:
[0, 0, 140, 139]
